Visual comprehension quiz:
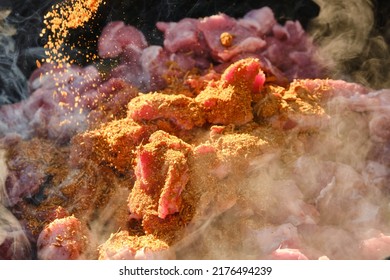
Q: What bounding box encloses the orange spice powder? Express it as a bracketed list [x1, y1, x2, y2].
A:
[41, 0, 104, 66]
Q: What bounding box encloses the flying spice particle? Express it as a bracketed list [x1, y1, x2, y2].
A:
[40, 0, 104, 66]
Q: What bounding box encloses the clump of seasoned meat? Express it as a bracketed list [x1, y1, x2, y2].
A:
[189, 132, 266, 222]
[70, 118, 157, 173]
[127, 58, 265, 129]
[98, 231, 174, 260]
[254, 79, 329, 130]
[128, 93, 205, 130]
[128, 130, 192, 220]
[195, 58, 265, 125]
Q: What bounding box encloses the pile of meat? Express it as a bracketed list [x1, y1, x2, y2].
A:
[1, 7, 390, 260]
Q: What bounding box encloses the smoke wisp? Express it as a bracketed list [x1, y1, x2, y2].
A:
[308, 0, 390, 89]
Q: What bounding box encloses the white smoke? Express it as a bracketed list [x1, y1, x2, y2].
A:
[0, 9, 28, 104]
[308, 0, 390, 88]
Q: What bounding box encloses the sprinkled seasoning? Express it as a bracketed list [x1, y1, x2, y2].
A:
[40, 0, 104, 66]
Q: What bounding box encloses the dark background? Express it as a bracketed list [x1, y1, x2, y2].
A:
[0, 0, 389, 103]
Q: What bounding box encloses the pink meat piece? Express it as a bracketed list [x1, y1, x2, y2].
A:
[153, 7, 324, 81]
[22, 87, 87, 141]
[109, 64, 144, 89]
[5, 162, 45, 207]
[98, 21, 147, 58]
[369, 112, 390, 142]
[270, 248, 309, 260]
[326, 79, 371, 97]
[219, 37, 267, 62]
[98, 231, 174, 260]
[69, 118, 156, 173]
[157, 18, 207, 55]
[2, 137, 65, 207]
[83, 77, 139, 124]
[158, 149, 190, 219]
[128, 92, 205, 130]
[316, 163, 382, 227]
[128, 131, 193, 219]
[195, 58, 264, 125]
[110, 45, 145, 89]
[362, 160, 389, 190]
[0, 103, 31, 138]
[252, 223, 301, 255]
[298, 224, 360, 259]
[112, 48, 203, 92]
[193, 143, 216, 156]
[272, 24, 289, 40]
[198, 13, 265, 62]
[347, 93, 382, 113]
[1, 63, 102, 141]
[293, 156, 336, 199]
[168, 52, 198, 72]
[29, 63, 100, 94]
[360, 234, 390, 260]
[121, 44, 144, 65]
[262, 21, 323, 79]
[262, 179, 319, 226]
[134, 148, 157, 190]
[221, 56, 264, 92]
[367, 140, 390, 168]
[37, 216, 88, 260]
[140, 46, 170, 91]
[28, 63, 73, 91]
[284, 21, 305, 45]
[239, 7, 276, 35]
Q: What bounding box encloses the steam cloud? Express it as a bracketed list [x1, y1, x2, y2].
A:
[0, 9, 27, 104]
[309, 0, 390, 89]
